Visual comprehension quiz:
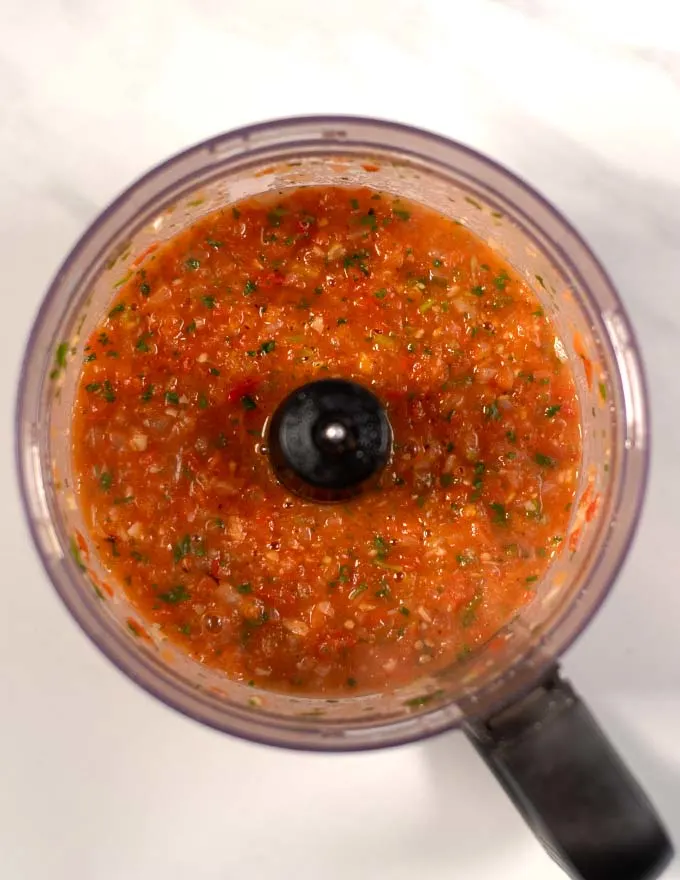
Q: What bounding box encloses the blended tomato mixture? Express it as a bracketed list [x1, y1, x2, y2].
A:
[73, 186, 580, 695]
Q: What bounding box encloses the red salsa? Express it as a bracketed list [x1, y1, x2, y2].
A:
[73, 186, 580, 694]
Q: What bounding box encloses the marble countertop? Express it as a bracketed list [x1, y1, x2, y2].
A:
[2, 1, 679, 878]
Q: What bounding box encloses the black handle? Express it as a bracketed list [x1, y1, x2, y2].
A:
[466, 669, 672, 879]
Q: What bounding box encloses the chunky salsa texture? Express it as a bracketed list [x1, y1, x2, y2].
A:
[73, 186, 580, 695]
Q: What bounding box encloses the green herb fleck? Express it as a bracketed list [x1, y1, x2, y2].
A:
[140, 282, 151, 296]
[241, 394, 257, 411]
[399, 606, 410, 617]
[470, 285, 485, 297]
[374, 288, 388, 299]
[373, 535, 389, 561]
[534, 452, 557, 469]
[236, 582, 253, 594]
[393, 208, 411, 221]
[198, 393, 209, 410]
[599, 381, 607, 402]
[348, 584, 368, 600]
[141, 385, 154, 402]
[489, 502, 509, 525]
[172, 535, 192, 563]
[165, 391, 180, 405]
[525, 575, 539, 584]
[243, 278, 258, 296]
[493, 270, 510, 290]
[159, 585, 191, 604]
[135, 332, 152, 352]
[260, 340, 276, 354]
[108, 302, 125, 318]
[69, 538, 86, 571]
[545, 404, 561, 418]
[201, 295, 216, 309]
[483, 400, 501, 421]
[206, 239, 223, 249]
[99, 471, 113, 492]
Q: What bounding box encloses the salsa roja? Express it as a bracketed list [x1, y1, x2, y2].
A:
[72, 186, 581, 695]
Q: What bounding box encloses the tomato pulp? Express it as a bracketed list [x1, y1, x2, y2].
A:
[73, 186, 580, 695]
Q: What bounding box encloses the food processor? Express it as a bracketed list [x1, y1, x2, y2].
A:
[16, 116, 672, 879]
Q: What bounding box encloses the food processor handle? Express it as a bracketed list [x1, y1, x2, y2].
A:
[466, 668, 673, 880]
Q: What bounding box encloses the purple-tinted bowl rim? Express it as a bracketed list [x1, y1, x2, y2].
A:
[15, 114, 650, 751]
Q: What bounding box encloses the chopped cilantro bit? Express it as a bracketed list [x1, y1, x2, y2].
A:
[208, 366, 220, 376]
[350, 198, 359, 210]
[373, 535, 389, 561]
[113, 495, 134, 505]
[599, 381, 607, 402]
[374, 288, 388, 299]
[545, 404, 561, 418]
[70, 538, 86, 571]
[399, 606, 410, 617]
[206, 239, 223, 249]
[241, 394, 257, 410]
[440, 473, 455, 488]
[231, 206, 241, 220]
[135, 332, 152, 352]
[165, 391, 180, 405]
[198, 393, 209, 410]
[393, 208, 410, 221]
[243, 278, 258, 296]
[185, 320, 196, 334]
[236, 582, 253, 594]
[56, 342, 69, 368]
[201, 295, 216, 309]
[178, 623, 191, 635]
[506, 429, 517, 443]
[159, 585, 191, 604]
[108, 302, 125, 317]
[375, 585, 392, 599]
[470, 285, 485, 297]
[360, 210, 378, 231]
[464, 196, 482, 209]
[140, 282, 151, 296]
[267, 206, 286, 227]
[534, 452, 557, 468]
[348, 584, 368, 600]
[141, 385, 154, 401]
[185, 258, 200, 270]
[172, 535, 191, 563]
[85, 382, 101, 393]
[483, 400, 501, 421]
[489, 502, 509, 525]
[99, 471, 112, 491]
[526, 575, 539, 584]
[260, 340, 276, 354]
[101, 380, 116, 402]
[493, 270, 510, 290]
[83, 352, 96, 363]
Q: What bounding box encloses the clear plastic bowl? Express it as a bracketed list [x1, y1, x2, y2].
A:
[16, 116, 648, 751]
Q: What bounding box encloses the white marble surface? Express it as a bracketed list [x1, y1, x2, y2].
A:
[2, 1, 680, 878]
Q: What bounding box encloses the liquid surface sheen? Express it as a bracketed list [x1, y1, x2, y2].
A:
[73, 186, 580, 695]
